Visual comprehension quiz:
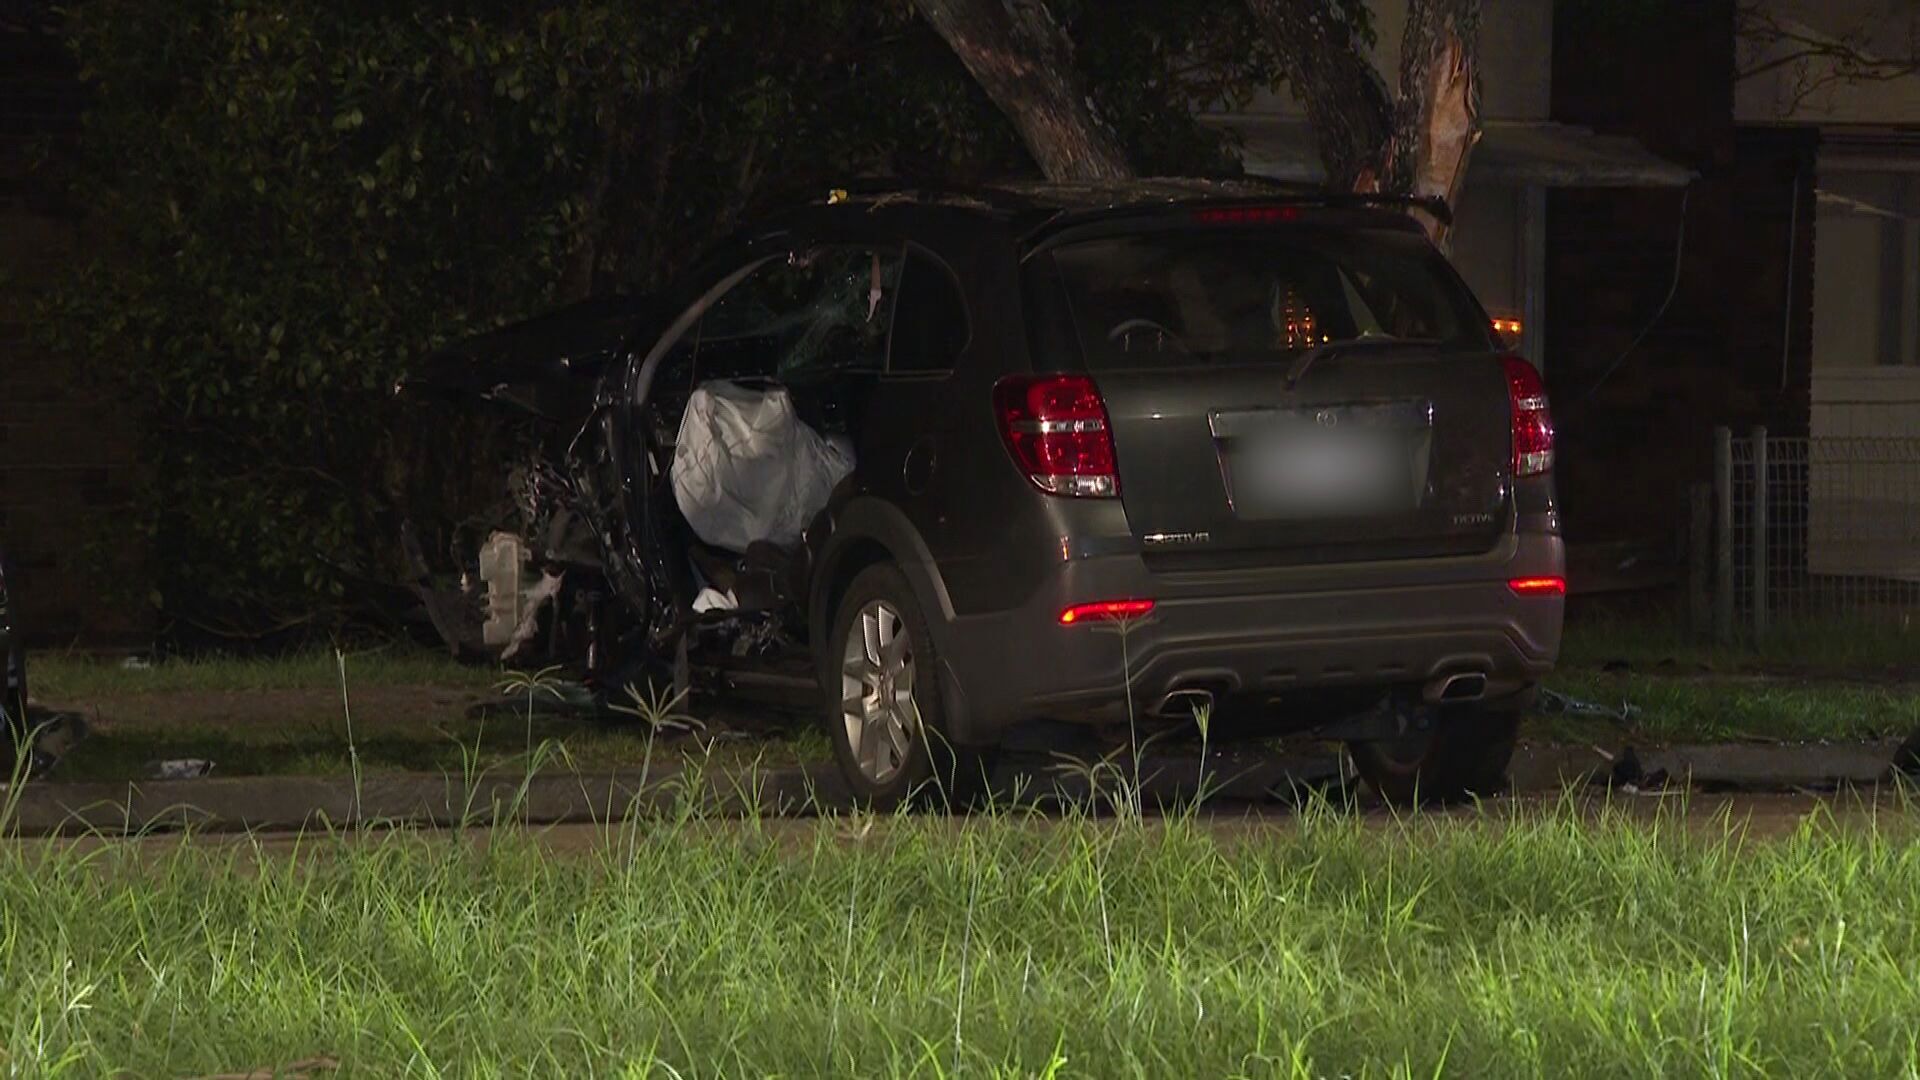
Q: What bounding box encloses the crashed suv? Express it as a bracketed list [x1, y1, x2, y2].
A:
[401, 180, 1564, 805]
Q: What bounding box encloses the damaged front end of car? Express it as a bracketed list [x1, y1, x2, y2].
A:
[393, 298, 672, 691]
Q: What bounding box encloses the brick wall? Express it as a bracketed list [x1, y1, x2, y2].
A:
[0, 7, 147, 648]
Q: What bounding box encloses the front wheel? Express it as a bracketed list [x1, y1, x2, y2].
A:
[1348, 703, 1521, 806]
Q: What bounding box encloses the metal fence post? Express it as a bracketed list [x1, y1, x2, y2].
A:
[1714, 427, 1734, 644]
[1750, 425, 1769, 639]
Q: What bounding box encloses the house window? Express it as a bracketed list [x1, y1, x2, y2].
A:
[1812, 169, 1920, 369]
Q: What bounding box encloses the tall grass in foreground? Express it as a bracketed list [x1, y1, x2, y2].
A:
[3, 797, 1920, 1077]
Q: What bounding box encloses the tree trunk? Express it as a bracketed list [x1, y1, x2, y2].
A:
[1390, 0, 1481, 245]
[1244, 0, 1481, 245]
[1242, 0, 1394, 192]
[909, 0, 1132, 182]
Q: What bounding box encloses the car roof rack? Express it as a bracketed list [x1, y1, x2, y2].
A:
[749, 175, 1452, 226]
[1218, 175, 1453, 225]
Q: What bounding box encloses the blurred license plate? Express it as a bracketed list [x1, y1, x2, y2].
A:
[1214, 403, 1429, 519]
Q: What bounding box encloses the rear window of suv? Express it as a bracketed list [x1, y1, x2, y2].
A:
[1027, 224, 1495, 371]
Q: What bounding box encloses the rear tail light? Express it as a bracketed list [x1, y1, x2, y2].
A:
[1502, 355, 1554, 478]
[1508, 576, 1566, 597]
[993, 374, 1119, 497]
[1059, 599, 1155, 625]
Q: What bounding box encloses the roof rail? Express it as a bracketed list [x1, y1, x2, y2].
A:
[747, 174, 1453, 225]
[1218, 175, 1454, 225]
[746, 177, 1031, 218]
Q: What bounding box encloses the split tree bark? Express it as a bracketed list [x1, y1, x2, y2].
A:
[906, 0, 1132, 182]
[1388, 0, 1482, 244]
[1244, 0, 1483, 245]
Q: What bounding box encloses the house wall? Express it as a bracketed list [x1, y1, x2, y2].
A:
[1737, 1, 1920, 582]
[1804, 165, 1920, 582]
[1450, 185, 1523, 323]
[1546, 0, 1809, 550]
[1808, 367, 1920, 582]
[1810, 169, 1917, 370]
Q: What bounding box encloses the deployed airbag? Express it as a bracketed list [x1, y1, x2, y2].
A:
[671, 380, 854, 553]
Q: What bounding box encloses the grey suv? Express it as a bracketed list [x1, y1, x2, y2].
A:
[403, 180, 1564, 806]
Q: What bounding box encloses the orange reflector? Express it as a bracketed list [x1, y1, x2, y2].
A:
[1059, 599, 1156, 625]
[1508, 576, 1567, 597]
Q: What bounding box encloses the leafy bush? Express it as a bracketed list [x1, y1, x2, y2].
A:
[41, 0, 1276, 642]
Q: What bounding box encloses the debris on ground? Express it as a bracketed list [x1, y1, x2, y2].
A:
[119, 656, 152, 670]
[2, 708, 88, 782]
[1538, 687, 1641, 725]
[1603, 745, 1670, 794]
[467, 678, 601, 720]
[148, 758, 215, 780]
[1893, 726, 1920, 777]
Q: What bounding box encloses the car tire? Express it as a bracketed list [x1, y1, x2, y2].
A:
[824, 564, 988, 810]
[1347, 702, 1521, 806]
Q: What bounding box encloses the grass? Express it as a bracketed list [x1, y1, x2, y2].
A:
[1541, 612, 1920, 745]
[19, 608, 1920, 785]
[29, 648, 497, 699]
[25, 648, 832, 781]
[1539, 671, 1920, 746]
[40, 715, 831, 783]
[1558, 611, 1920, 677]
[4, 797, 1920, 1076]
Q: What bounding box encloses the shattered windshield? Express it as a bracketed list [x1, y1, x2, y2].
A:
[698, 247, 902, 376]
[1035, 226, 1493, 370]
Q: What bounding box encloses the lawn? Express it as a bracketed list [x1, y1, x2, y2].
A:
[17, 613, 1920, 784]
[1557, 610, 1920, 678]
[1540, 670, 1920, 745]
[27, 648, 501, 699]
[4, 800, 1919, 1076]
[24, 650, 827, 782]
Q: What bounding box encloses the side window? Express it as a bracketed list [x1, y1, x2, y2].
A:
[695, 245, 902, 379]
[888, 249, 970, 374]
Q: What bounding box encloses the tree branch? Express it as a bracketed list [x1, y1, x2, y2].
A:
[1737, 2, 1920, 113]
[1243, 0, 1394, 191]
[908, 0, 1132, 181]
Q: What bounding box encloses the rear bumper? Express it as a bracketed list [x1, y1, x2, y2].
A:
[933, 533, 1563, 743]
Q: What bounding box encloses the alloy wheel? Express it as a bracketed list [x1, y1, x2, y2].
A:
[839, 600, 921, 785]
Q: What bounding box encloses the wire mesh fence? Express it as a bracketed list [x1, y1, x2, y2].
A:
[1711, 429, 1920, 637]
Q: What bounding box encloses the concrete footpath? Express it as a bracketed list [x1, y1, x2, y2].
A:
[0, 741, 1905, 836]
